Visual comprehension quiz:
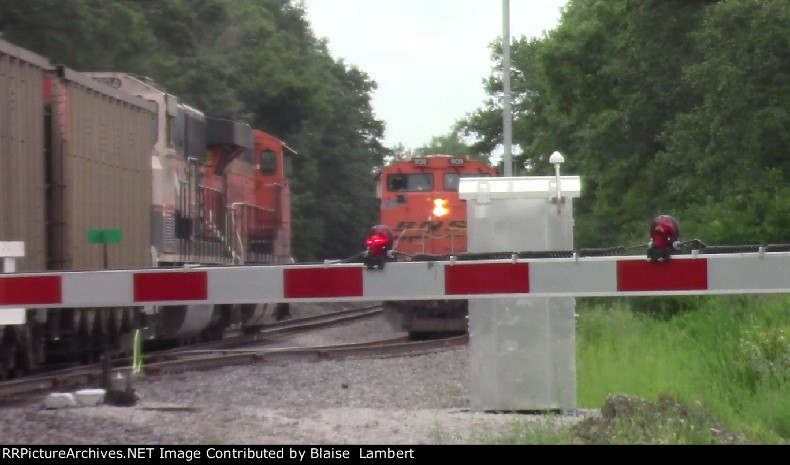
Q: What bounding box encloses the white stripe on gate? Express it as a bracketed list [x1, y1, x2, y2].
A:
[364, 261, 447, 301]
[708, 253, 790, 293]
[530, 259, 618, 296]
[63, 270, 133, 307]
[207, 266, 285, 304]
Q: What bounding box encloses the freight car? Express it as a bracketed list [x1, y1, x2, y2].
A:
[0, 39, 294, 378]
[375, 154, 497, 335]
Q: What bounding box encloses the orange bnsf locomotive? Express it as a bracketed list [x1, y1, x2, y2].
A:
[375, 154, 497, 335]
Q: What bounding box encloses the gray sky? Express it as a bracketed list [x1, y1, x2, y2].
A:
[303, 0, 568, 149]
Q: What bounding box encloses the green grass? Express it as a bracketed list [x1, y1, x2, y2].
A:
[469, 417, 574, 445]
[472, 295, 789, 444]
[576, 295, 790, 443]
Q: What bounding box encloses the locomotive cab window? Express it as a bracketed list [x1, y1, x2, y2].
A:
[260, 149, 276, 174]
[443, 172, 491, 192]
[387, 173, 434, 192]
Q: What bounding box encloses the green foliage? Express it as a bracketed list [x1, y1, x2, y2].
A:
[471, 417, 574, 445]
[463, 0, 790, 249]
[415, 129, 474, 158]
[576, 296, 790, 443]
[573, 393, 743, 445]
[0, 0, 384, 261]
[0, 0, 155, 70]
[385, 143, 415, 164]
[628, 295, 708, 320]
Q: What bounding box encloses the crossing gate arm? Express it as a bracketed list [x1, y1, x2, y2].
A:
[3, 252, 790, 309]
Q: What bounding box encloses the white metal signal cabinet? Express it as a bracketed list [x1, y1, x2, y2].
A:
[460, 175, 582, 412]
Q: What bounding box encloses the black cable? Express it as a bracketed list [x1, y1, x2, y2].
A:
[579, 246, 628, 257]
[466, 252, 526, 260]
[699, 244, 762, 254]
[410, 253, 449, 261]
[391, 250, 415, 259]
[339, 251, 367, 263]
[517, 250, 574, 259]
[335, 240, 790, 265]
[410, 247, 632, 262]
[681, 239, 708, 249]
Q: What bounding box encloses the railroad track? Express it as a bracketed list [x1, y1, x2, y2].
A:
[0, 305, 383, 403]
[0, 306, 467, 403]
[150, 304, 385, 355]
[144, 334, 468, 375]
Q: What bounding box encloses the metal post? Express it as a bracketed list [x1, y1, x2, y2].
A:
[101, 246, 111, 391]
[502, 0, 513, 176]
[550, 151, 565, 214]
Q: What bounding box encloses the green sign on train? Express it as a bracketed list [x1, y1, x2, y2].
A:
[87, 229, 123, 244]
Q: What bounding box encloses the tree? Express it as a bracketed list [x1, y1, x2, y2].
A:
[0, 0, 154, 71]
[414, 127, 483, 160]
[659, 0, 790, 245]
[462, 0, 712, 247]
[0, 0, 387, 261]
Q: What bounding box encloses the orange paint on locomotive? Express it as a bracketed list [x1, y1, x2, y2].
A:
[250, 130, 296, 263]
[203, 129, 295, 263]
[377, 155, 496, 256]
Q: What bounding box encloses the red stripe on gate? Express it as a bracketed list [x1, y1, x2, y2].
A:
[445, 263, 529, 295]
[617, 259, 708, 291]
[0, 275, 61, 305]
[284, 268, 363, 298]
[134, 271, 208, 302]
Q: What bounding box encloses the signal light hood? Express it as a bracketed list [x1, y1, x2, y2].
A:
[647, 215, 680, 262]
[364, 225, 394, 270]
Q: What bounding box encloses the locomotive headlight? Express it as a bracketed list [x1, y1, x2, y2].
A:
[433, 198, 449, 217]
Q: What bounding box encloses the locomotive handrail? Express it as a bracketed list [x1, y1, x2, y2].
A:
[228, 207, 245, 265]
[230, 202, 276, 214]
[393, 228, 466, 255]
[229, 202, 280, 264]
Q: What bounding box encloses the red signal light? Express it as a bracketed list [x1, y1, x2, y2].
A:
[648, 215, 680, 262]
[651, 215, 679, 248]
[365, 225, 394, 269]
[366, 225, 393, 257]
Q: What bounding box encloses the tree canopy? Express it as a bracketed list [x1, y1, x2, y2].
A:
[462, 0, 790, 248]
[5, 0, 790, 255]
[0, 0, 387, 260]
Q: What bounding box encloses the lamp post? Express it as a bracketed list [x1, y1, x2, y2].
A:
[502, 0, 513, 176]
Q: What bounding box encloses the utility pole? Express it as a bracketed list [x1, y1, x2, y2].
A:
[502, 0, 513, 176]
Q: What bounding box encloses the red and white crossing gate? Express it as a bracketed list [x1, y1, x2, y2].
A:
[2, 251, 790, 310]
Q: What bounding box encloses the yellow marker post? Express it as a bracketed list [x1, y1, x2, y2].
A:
[132, 329, 142, 374]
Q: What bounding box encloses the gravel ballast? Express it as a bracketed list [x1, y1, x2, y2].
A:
[0, 304, 588, 444]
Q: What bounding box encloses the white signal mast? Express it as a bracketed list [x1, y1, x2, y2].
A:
[502, 0, 513, 176]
